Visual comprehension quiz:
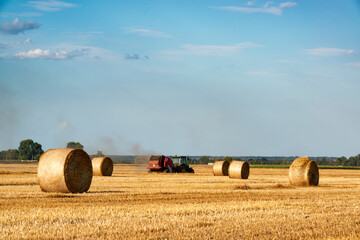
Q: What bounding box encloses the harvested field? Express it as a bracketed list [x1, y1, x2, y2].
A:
[0, 163, 360, 239]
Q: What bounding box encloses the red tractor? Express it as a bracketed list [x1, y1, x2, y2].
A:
[147, 155, 194, 173]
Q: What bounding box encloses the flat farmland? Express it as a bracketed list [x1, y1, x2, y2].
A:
[0, 164, 360, 239]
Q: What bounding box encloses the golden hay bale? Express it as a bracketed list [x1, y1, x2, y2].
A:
[289, 156, 319, 186]
[212, 160, 230, 176]
[37, 148, 93, 193]
[228, 160, 250, 179]
[92, 157, 113, 176]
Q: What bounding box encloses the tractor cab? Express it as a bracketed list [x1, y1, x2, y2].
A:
[147, 155, 194, 173]
[171, 155, 194, 173]
[171, 155, 188, 165]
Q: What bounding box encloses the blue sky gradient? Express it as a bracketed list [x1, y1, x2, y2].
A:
[1, 0, 359, 156]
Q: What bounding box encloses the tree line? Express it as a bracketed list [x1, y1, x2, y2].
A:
[1, 140, 359, 166]
[0, 140, 84, 161]
[195, 155, 360, 167]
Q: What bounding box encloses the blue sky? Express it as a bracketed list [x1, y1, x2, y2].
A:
[0, 0, 359, 157]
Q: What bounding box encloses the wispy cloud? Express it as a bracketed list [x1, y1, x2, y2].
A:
[0, 38, 30, 50]
[245, 71, 283, 76]
[123, 27, 173, 38]
[27, 0, 76, 12]
[58, 121, 68, 130]
[279, 2, 297, 8]
[304, 48, 355, 56]
[125, 54, 149, 60]
[0, 12, 43, 18]
[13, 48, 90, 60]
[212, 1, 298, 16]
[345, 62, 360, 67]
[3, 44, 117, 60]
[0, 18, 39, 35]
[0, 43, 8, 49]
[263, 1, 274, 8]
[162, 42, 261, 57]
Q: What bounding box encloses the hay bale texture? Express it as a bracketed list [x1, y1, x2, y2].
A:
[92, 157, 113, 176]
[37, 148, 93, 193]
[212, 160, 230, 176]
[289, 156, 319, 186]
[228, 161, 250, 179]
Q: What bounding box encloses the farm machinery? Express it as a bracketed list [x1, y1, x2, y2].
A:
[147, 155, 194, 173]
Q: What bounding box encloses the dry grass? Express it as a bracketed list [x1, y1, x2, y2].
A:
[0, 163, 360, 239]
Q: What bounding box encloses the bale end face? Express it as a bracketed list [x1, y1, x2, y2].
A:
[228, 161, 250, 179]
[37, 148, 93, 193]
[289, 157, 319, 186]
[92, 157, 113, 176]
[212, 160, 230, 176]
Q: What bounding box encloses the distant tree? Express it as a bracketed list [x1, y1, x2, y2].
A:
[199, 156, 209, 164]
[6, 149, 19, 160]
[281, 159, 290, 165]
[209, 157, 220, 163]
[66, 141, 84, 149]
[18, 139, 44, 161]
[93, 150, 105, 157]
[185, 157, 196, 164]
[224, 156, 233, 162]
[252, 159, 261, 165]
[336, 156, 347, 166]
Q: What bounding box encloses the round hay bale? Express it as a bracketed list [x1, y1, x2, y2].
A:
[289, 156, 319, 186]
[212, 160, 230, 176]
[37, 148, 93, 193]
[92, 157, 113, 176]
[228, 160, 250, 179]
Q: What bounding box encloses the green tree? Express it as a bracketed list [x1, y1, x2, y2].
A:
[209, 157, 220, 163]
[66, 141, 84, 149]
[198, 156, 209, 164]
[224, 156, 233, 162]
[93, 150, 105, 157]
[18, 139, 44, 161]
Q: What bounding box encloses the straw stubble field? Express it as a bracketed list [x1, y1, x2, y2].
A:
[0, 164, 359, 239]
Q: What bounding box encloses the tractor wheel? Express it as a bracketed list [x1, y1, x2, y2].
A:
[187, 168, 195, 173]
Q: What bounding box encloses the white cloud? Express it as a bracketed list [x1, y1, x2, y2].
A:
[6, 44, 117, 60]
[247, 1, 255, 6]
[27, 0, 76, 12]
[212, 1, 297, 16]
[123, 28, 173, 38]
[58, 121, 68, 130]
[0, 18, 39, 35]
[305, 48, 355, 56]
[213, 6, 281, 15]
[14, 48, 90, 60]
[279, 2, 298, 8]
[162, 42, 261, 57]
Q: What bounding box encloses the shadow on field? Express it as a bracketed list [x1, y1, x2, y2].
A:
[88, 191, 125, 194]
[0, 183, 37, 186]
[46, 195, 76, 198]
